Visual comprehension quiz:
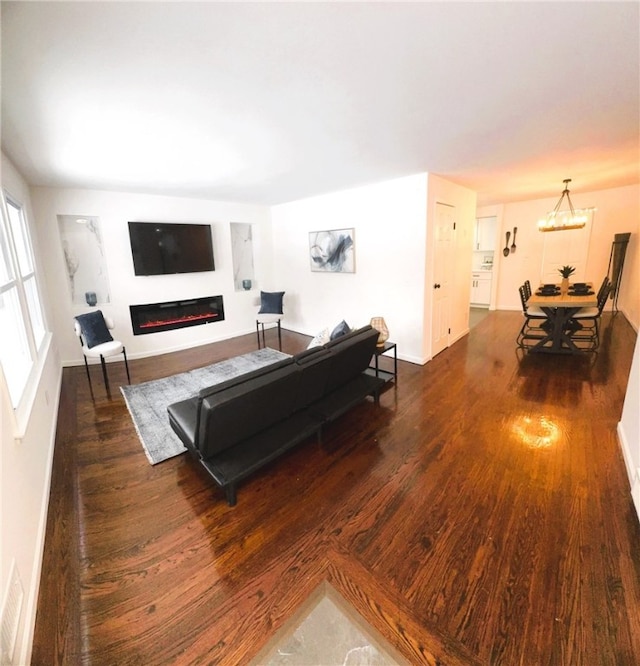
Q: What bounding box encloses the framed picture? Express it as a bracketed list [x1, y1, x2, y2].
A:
[309, 228, 355, 273]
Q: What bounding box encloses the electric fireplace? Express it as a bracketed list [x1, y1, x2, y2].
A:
[130, 295, 224, 335]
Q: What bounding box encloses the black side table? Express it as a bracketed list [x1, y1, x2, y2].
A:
[371, 341, 397, 382]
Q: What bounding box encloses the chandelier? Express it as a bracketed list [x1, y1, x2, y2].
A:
[538, 179, 591, 232]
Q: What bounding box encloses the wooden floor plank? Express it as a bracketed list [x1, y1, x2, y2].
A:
[32, 312, 640, 664]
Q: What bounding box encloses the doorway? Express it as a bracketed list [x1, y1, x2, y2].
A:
[469, 307, 490, 329]
[469, 215, 497, 324]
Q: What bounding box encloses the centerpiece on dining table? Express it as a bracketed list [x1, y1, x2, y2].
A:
[558, 265, 576, 295]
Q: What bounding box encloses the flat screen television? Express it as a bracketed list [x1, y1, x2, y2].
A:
[128, 222, 215, 276]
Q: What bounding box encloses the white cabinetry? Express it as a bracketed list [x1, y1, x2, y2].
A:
[471, 272, 492, 306]
[475, 217, 497, 251]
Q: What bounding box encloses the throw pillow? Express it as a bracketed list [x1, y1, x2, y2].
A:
[258, 291, 285, 315]
[307, 328, 330, 349]
[75, 310, 113, 348]
[330, 320, 350, 340]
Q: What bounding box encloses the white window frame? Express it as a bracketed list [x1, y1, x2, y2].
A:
[0, 189, 50, 435]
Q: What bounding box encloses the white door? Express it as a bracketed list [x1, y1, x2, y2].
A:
[432, 203, 455, 357]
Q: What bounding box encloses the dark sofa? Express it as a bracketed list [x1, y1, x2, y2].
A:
[167, 325, 386, 505]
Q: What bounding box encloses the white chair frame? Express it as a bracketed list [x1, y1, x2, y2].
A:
[74, 315, 130, 391]
[255, 313, 282, 351]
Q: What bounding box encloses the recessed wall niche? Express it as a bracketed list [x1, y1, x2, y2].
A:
[57, 215, 111, 306]
[230, 222, 256, 291]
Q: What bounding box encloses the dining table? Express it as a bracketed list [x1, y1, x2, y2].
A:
[527, 283, 598, 354]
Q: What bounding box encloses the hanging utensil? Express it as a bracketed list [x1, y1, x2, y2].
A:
[511, 227, 517, 253]
[503, 231, 511, 257]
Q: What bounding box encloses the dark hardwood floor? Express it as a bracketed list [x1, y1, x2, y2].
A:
[33, 311, 640, 665]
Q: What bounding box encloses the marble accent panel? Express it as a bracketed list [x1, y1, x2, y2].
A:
[58, 215, 111, 305]
[231, 222, 256, 291]
[252, 583, 407, 665]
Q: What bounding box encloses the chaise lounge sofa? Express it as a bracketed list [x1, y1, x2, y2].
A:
[167, 325, 386, 505]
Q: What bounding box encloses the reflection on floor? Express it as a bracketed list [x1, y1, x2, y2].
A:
[469, 307, 489, 329]
[252, 583, 407, 665]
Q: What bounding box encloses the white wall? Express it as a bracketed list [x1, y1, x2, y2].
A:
[270, 173, 477, 364]
[4, 165, 638, 663]
[479, 184, 640, 330]
[270, 174, 429, 363]
[1, 155, 62, 666]
[619, 335, 640, 521]
[30, 188, 273, 365]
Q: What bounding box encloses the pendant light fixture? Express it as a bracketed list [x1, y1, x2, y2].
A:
[538, 179, 591, 232]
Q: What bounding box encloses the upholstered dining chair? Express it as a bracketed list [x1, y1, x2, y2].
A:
[517, 284, 548, 347]
[256, 290, 284, 351]
[596, 276, 611, 303]
[74, 310, 130, 392]
[569, 279, 611, 350]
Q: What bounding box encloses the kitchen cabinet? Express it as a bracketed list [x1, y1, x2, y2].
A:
[475, 217, 497, 251]
[471, 272, 492, 306]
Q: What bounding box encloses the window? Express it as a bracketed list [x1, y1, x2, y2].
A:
[0, 193, 47, 407]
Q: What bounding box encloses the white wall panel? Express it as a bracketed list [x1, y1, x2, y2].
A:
[270, 174, 428, 363]
[483, 184, 639, 330]
[30, 188, 273, 364]
[1, 154, 62, 666]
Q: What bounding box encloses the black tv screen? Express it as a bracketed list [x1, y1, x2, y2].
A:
[128, 222, 215, 276]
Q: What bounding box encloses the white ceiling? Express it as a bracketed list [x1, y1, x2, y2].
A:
[2, 1, 639, 207]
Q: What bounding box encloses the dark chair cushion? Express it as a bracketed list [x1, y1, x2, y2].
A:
[169, 359, 296, 452]
[197, 358, 294, 400]
[294, 347, 328, 364]
[167, 397, 199, 450]
[293, 347, 332, 410]
[75, 310, 113, 348]
[324, 325, 374, 350]
[258, 291, 285, 314]
[197, 363, 300, 457]
[330, 319, 350, 340]
[323, 325, 379, 392]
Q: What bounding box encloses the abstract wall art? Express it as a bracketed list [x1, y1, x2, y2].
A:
[309, 228, 355, 273]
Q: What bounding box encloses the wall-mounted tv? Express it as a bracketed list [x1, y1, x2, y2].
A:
[128, 222, 215, 276]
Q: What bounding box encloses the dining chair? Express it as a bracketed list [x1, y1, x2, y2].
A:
[517, 284, 549, 347]
[255, 290, 284, 351]
[569, 281, 611, 350]
[74, 310, 131, 392]
[596, 276, 611, 303]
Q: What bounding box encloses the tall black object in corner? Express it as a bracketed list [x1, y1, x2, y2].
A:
[607, 232, 631, 313]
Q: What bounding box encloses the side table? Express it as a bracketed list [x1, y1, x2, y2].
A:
[371, 341, 397, 382]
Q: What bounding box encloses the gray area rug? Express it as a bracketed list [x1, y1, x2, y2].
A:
[121, 348, 291, 465]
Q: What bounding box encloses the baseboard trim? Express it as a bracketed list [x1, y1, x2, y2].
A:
[617, 421, 640, 523]
[18, 359, 63, 666]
